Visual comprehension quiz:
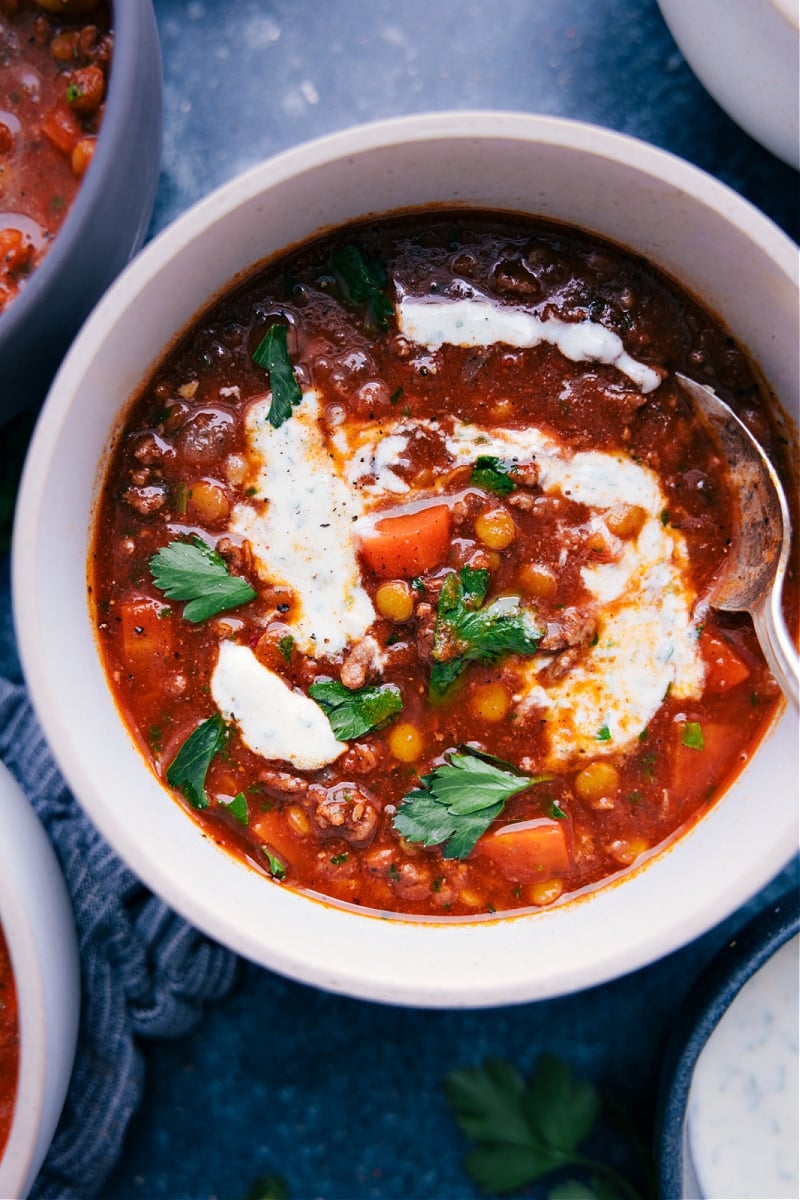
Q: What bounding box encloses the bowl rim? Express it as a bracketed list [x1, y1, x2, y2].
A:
[0, 0, 159, 344]
[0, 761, 80, 1199]
[12, 111, 800, 1007]
[656, 886, 800, 1198]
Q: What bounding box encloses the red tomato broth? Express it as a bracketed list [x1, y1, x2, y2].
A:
[0, 922, 19, 1161]
[0, 0, 112, 313]
[89, 211, 794, 920]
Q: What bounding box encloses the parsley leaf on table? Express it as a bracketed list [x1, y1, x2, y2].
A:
[166, 713, 228, 811]
[392, 747, 545, 859]
[430, 566, 543, 698]
[470, 455, 517, 495]
[242, 1174, 289, 1200]
[309, 678, 403, 740]
[252, 323, 304, 428]
[329, 243, 394, 330]
[149, 536, 257, 623]
[444, 1055, 650, 1200]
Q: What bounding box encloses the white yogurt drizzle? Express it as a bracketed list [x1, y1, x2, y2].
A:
[229, 389, 375, 658]
[211, 640, 346, 770]
[397, 294, 663, 393]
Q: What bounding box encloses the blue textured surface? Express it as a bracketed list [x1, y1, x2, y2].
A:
[6, 0, 799, 1197]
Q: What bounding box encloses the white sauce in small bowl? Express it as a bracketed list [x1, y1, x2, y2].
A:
[687, 933, 800, 1198]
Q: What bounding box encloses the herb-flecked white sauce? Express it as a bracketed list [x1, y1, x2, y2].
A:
[687, 933, 799, 1199]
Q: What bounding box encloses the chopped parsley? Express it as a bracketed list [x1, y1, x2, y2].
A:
[166, 714, 228, 810]
[149, 536, 256, 623]
[277, 635, 295, 664]
[329, 243, 393, 329]
[469, 455, 517, 496]
[219, 791, 249, 826]
[309, 678, 403, 740]
[430, 567, 543, 699]
[251, 323, 304, 428]
[393, 747, 548, 859]
[549, 800, 567, 820]
[261, 847, 287, 880]
[681, 721, 705, 750]
[596, 724, 612, 742]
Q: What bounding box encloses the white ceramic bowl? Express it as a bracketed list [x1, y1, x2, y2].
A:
[657, 0, 800, 168]
[0, 762, 80, 1199]
[12, 113, 799, 1008]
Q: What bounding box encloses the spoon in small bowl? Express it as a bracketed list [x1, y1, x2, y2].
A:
[676, 372, 798, 709]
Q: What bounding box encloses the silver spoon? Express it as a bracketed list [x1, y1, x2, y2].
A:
[676, 372, 798, 709]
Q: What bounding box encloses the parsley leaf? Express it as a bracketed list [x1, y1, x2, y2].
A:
[430, 567, 543, 699]
[166, 714, 227, 810]
[681, 720, 705, 750]
[261, 846, 287, 880]
[243, 1175, 289, 1200]
[329, 244, 394, 330]
[393, 747, 544, 859]
[149, 537, 257, 623]
[252, 323, 303, 428]
[219, 791, 249, 826]
[444, 1055, 646, 1199]
[277, 634, 295, 664]
[470, 455, 517, 495]
[309, 678, 403, 740]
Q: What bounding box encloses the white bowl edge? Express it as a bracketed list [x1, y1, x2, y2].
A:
[12, 112, 800, 1008]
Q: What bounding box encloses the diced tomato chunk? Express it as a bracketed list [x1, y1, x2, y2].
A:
[359, 503, 451, 579]
[478, 818, 570, 881]
[702, 631, 751, 693]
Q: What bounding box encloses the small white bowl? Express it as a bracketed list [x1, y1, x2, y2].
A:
[657, 0, 800, 168]
[0, 762, 80, 1199]
[12, 113, 799, 1008]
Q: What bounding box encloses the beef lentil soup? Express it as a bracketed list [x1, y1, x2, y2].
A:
[0, 0, 112, 313]
[0, 922, 19, 1160]
[90, 212, 792, 919]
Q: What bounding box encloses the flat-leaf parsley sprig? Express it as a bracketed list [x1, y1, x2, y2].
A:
[430, 566, 543, 699]
[392, 747, 550, 859]
[252, 322, 304, 429]
[444, 1055, 653, 1199]
[329, 243, 394, 330]
[149, 536, 257, 623]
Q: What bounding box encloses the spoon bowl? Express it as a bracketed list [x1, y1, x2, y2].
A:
[676, 372, 798, 708]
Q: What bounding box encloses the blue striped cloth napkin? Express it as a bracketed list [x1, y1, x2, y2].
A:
[0, 555, 238, 1199]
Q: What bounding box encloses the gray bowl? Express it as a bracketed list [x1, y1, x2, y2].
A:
[0, 0, 162, 427]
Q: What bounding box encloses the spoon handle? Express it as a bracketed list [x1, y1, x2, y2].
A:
[752, 590, 799, 710]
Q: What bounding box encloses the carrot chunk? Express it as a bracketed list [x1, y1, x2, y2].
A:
[119, 595, 174, 667]
[478, 818, 571, 881]
[359, 504, 451, 578]
[702, 631, 751, 693]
